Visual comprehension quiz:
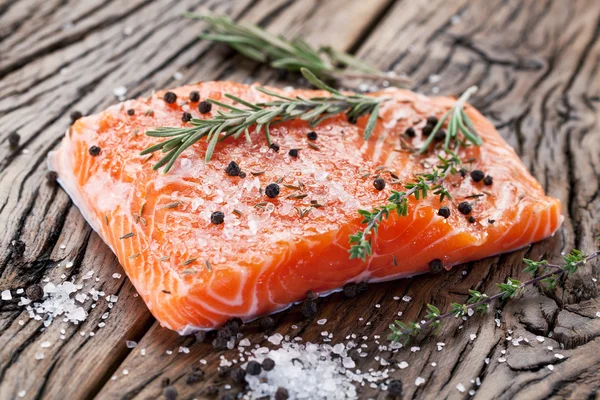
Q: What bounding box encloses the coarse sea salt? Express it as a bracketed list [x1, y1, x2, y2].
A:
[1, 290, 12, 300]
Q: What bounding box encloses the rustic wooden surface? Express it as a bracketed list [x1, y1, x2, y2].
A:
[1, 0, 599, 399]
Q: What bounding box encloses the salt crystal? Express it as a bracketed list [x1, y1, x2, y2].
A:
[469, 390, 476, 395]
[317, 318, 327, 325]
[410, 346, 420, 352]
[40, 341, 51, 348]
[495, 318, 501, 327]
[415, 377, 425, 386]
[179, 346, 190, 354]
[456, 383, 466, 392]
[18, 390, 26, 398]
[547, 364, 554, 371]
[428, 74, 441, 83]
[35, 352, 45, 360]
[342, 357, 356, 368]
[122, 369, 129, 375]
[431, 362, 437, 367]
[173, 72, 183, 80]
[398, 361, 409, 369]
[113, 86, 127, 101]
[536, 336, 545, 343]
[2, 290, 12, 300]
[126, 341, 137, 348]
[467, 308, 474, 317]
[469, 334, 477, 341]
[65, 261, 73, 269]
[166, 350, 173, 355]
[375, 304, 381, 309]
[333, 343, 345, 354]
[484, 358, 490, 364]
[393, 296, 400, 300]
[16, 288, 24, 294]
[498, 357, 506, 363]
[554, 354, 564, 359]
[239, 338, 251, 347]
[112, 273, 122, 279]
[268, 333, 283, 345]
[596, 311, 600, 318]
[402, 295, 412, 302]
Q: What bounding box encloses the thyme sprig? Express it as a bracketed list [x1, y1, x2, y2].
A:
[142, 69, 389, 172]
[349, 152, 461, 261]
[419, 86, 482, 154]
[389, 245, 600, 343]
[184, 12, 409, 86]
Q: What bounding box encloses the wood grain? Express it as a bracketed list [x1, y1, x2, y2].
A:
[0, 0, 599, 399]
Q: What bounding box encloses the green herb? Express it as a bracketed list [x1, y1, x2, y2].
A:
[349, 152, 461, 261]
[419, 86, 482, 153]
[184, 12, 408, 86]
[389, 245, 600, 343]
[142, 68, 389, 172]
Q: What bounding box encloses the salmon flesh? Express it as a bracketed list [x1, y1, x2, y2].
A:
[48, 82, 562, 333]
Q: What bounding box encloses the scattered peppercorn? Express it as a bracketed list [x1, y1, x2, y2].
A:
[161, 377, 171, 387]
[9, 240, 26, 258]
[198, 101, 212, 114]
[373, 178, 386, 191]
[468, 215, 476, 223]
[343, 282, 358, 298]
[126, 108, 135, 116]
[162, 386, 178, 400]
[488, 219, 496, 224]
[388, 379, 403, 397]
[265, 183, 280, 198]
[230, 367, 246, 383]
[288, 149, 299, 157]
[70, 110, 83, 122]
[217, 326, 234, 339]
[300, 299, 317, 318]
[426, 116, 439, 126]
[26, 284, 44, 301]
[275, 387, 289, 400]
[434, 129, 446, 141]
[437, 206, 451, 218]
[88, 146, 101, 156]
[483, 175, 493, 186]
[189, 91, 200, 102]
[206, 385, 219, 397]
[459, 168, 468, 177]
[405, 127, 416, 138]
[246, 360, 262, 376]
[262, 358, 275, 371]
[470, 169, 485, 182]
[182, 112, 192, 122]
[349, 349, 361, 362]
[46, 170, 58, 185]
[306, 131, 318, 140]
[458, 201, 473, 215]
[186, 367, 204, 385]
[212, 336, 229, 350]
[8, 132, 20, 148]
[239, 171, 246, 178]
[422, 124, 434, 136]
[163, 92, 177, 104]
[225, 161, 241, 177]
[269, 142, 280, 152]
[260, 316, 275, 330]
[210, 211, 225, 225]
[428, 259, 444, 274]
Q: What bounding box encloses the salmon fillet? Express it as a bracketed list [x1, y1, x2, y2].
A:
[48, 82, 562, 333]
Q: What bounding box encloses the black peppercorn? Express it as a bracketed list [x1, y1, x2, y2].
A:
[288, 149, 299, 157]
[182, 112, 192, 122]
[230, 367, 246, 383]
[225, 317, 243, 333]
[70, 110, 83, 122]
[26, 284, 44, 301]
[189, 91, 200, 102]
[426, 116, 439, 126]
[468, 215, 476, 223]
[458, 201, 473, 215]
[217, 326, 234, 339]
[470, 170, 485, 182]
[10, 240, 26, 258]
[246, 360, 262, 376]
[343, 282, 358, 298]
[300, 299, 317, 318]
[405, 127, 416, 138]
[211, 211, 225, 225]
[388, 379, 403, 397]
[162, 386, 178, 400]
[198, 101, 212, 114]
[260, 316, 275, 330]
[225, 161, 241, 177]
[373, 178, 386, 191]
[434, 129, 446, 141]
[89, 146, 101, 156]
[262, 358, 275, 371]
[306, 131, 318, 140]
[126, 108, 135, 116]
[459, 168, 468, 178]
[8, 132, 20, 148]
[212, 336, 229, 350]
[161, 377, 170, 388]
[422, 124, 434, 136]
[483, 175, 493, 186]
[270, 143, 280, 152]
[163, 91, 177, 104]
[265, 183, 280, 198]
[437, 206, 451, 218]
[428, 259, 444, 274]
[275, 387, 289, 400]
[239, 171, 246, 178]
[46, 171, 58, 185]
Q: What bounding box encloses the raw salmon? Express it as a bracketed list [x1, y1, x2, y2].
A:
[48, 82, 562, 333]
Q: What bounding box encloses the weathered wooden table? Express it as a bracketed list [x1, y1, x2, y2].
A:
[1, 1, 599, 399]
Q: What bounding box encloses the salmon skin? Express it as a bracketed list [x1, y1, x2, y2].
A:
[48, 82, 562, 333]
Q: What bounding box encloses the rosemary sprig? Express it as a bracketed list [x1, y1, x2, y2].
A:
[419, 86, 482, 154]
[349, 152, 461, 261]
[142, 68, 389, 172]
[184, 12, 408, 86]
[389, 245, 600, 343]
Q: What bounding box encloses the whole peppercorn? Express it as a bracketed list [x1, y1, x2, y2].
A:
[70, 110, 83, 122]
[212, 337, 229, 350]
[470, 170, 485, 182]
[126, 108, 135, 116]
[239, 171, 247, 178]
[265, 183, 280, 198]
[162, 386, 178, 400]
[246, 360, 262, 376]
[210, 211, 225, 225]
[437, 206, 451, 218]
[161, 377, 170, 388]
[426, 116, 439, 126]
[459, 168, 468, 177]
[458, 201, 473, 215]
[8, 132, 20, 148]
[388, 379, 403, 397]
[182, 112, 192, 122]
[225, 161, 241, 177]
[270, 143, 280, 152]
[230, 367, 246, 383]
[300, 299, 317, 318]
[405, 127, 416, 138]
[343, 282, 358, 298]
[189, 91, 200, 103]
[260, 316, 275, 330]
[275, 387, 289, 400]
[483, 175, 493, 186]
[10, 240, 26, 258]
[428, 259, 444, 274]
[262, 358, 276, 371]
[306, 131, 318, 140]
[468, 215, 476, 223]
[46, 170, 58, 185]
[88, 146, 101, 156]
[26, 284, 44, 302]
[373, 178, 386, 191]
[225, 317, 243, 333]
[422, 124, 434, 136]
[163, 92, 177, 104]
[198, 101, 212, 114]
[434, 129, 446, 141]
[288, 149, 299, 157]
